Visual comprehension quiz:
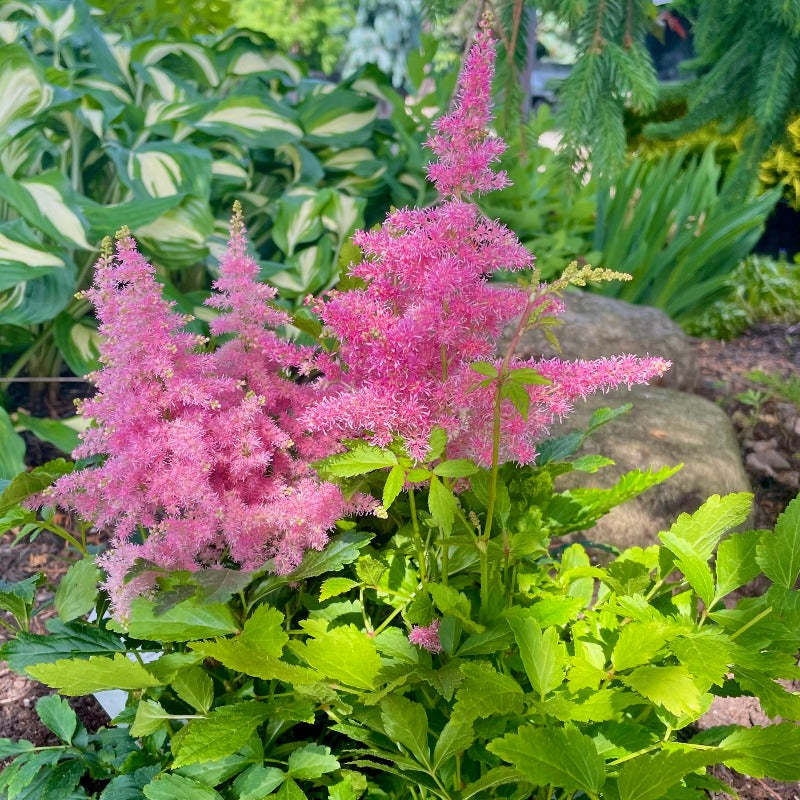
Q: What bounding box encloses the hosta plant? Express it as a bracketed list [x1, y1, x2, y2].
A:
[2, 21, 800, 800]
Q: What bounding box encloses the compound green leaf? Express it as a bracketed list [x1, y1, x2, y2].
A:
[612, 621, 668, 672]
[35, 694, 77, 744]
[55, 557, 100, 622]
[665, 493, 752, 560]
[125, 597, 238, 642]
[715, 529, 763, 600]
[144, 774, 224, 800]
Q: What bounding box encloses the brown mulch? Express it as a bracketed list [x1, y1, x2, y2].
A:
[0, 325, 799, 798]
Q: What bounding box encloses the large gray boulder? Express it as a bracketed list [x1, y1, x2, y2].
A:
[551, 385, 752, 549]
[511, 291, 698, 391]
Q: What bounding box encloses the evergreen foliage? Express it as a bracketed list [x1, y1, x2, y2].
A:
[648, 1, 800, 197]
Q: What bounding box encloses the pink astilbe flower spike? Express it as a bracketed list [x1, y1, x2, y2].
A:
[409, 619, 443, 654]
[51, 213, 370, 618]
[304, 21, 670, 465]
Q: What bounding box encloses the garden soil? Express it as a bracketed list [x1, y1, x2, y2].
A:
[0, 322, 798, 799]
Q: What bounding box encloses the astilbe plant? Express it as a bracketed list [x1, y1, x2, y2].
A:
[305, 20, 669, 467]
[51, 216, 370, 616]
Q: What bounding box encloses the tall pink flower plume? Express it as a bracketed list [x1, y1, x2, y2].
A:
[51, 214, 368, 618]
[426, 19, 509, 198]
[304, 24, 670, 464]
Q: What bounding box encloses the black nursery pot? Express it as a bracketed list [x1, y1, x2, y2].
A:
[755, 198, 800, 257]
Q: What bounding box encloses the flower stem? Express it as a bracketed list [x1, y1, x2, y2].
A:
[408, 488, 427, 589]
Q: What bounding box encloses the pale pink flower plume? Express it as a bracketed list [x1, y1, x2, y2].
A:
[51, 216, 369, 617]
[304, 26, 669, 464]
[409, 619, 443, 654]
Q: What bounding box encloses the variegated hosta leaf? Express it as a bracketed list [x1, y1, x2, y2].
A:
[32, 0, 80, 45]
[53, 313, 101, 377]
[268, 238, 336, 297]
[80, 193, 185, 243]
[0, 219, 70, 291]
[135, 196, 214, 269]
[0, 21, 22, 44]
[272, 188, 333, 257]
[299, 88, 378, 147]
[113, 142, 212, 200]
[226, 49, 302, 85]
[0, 407, 26, 481]
[321, 192, 366, 242]
[0, 260, 76, 325]
[143, 100, 201, 129]
[211, 158, 250, 190]
[191, 96, 302, 149]
[139, 65, 186, 104]
[0, 172, 91, 250]
[0, 44, 51, 136]
[214, 29, 302, 85]
[277, 143, 325, 184]
[133, 40, 220, 88]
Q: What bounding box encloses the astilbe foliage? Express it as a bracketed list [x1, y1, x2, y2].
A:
[305, 21, 669, 465]
[51, 217, 359, 616]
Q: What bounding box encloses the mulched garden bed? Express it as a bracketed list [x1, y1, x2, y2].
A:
[0, 322, 798, 798]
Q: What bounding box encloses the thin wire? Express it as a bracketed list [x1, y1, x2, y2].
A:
[0, 377, 91, 383]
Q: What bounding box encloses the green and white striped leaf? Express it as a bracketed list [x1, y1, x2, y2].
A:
[191, 96, 301, 148]
[116, 142, 212, 199]
[0, 219, 69, 291]
[321, 192, 366, 242]
[135, 196, 214, 268]
[81, 194, 185, 243]
[226, 49, 301, 84]
[0, 261, 76, 325]
[0, 44, 51, 136]
[211, 157, 250, 188]
[134, 40, 220, 87]
[268, 239, 335, 297]
[53, 312, 101, 376]
[272, 188, 331, 256]
[299, 89, 377, 146]
[0, 173, 91, 249]
[32, 1, 79, 44]
[143, 100, 201, 128]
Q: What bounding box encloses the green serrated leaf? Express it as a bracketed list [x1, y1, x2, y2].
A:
[35, 694, 77, 744]
[488, 725, 605, 795]
[322, 444, 397, 477]
[0, 458, 74, 514]
[27, 653, 161, 695]
[240, 605, 288, 656]
[618, 746, 722, 800]
[125, 597, 238, 642]
[232, 765, 285, 800]
[666, 493, 753, 560]
[130, 699, 171, 737]
[172, 667, 214, 714]
[290, 623, 380, 690]
[432, 459, 478, 478]
[660, 531, 715, 607]
[320, 578, 359, 603]
[715, 529, 764, 600]
[505, 611, 565, 697]
[286, 531, 373, 582]
[55, 557, 100, 622]
[470, 361, 498, 378]
[720, 723, 800, 781]
[380, 695, 430, 767]
[287, 743, 339, 780]
[172, 702, 271, 768]
[669, 631, 732, 691]
[382, 465, 405, 510]
[508, 367, 551, 385]
[622, 665, 703, 718]
[756, 495, 800, 589]
[433, 717, 474, 769]
[502, 380, 530, 421]
[612, 621, 668, 672]
[428, 475, 456, 535]
[144, 773, 224, 800]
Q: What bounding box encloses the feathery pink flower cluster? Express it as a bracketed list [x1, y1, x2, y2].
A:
[52, 216, 367, 617]
[304, 23, 669, 464]
[408, 619, 443, 654]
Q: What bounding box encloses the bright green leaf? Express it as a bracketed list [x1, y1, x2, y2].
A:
[55, 557, 100, 622]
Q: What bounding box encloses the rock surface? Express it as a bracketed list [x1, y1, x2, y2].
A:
[551, 385, 752, 549]
[512, 290, 698, 391]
